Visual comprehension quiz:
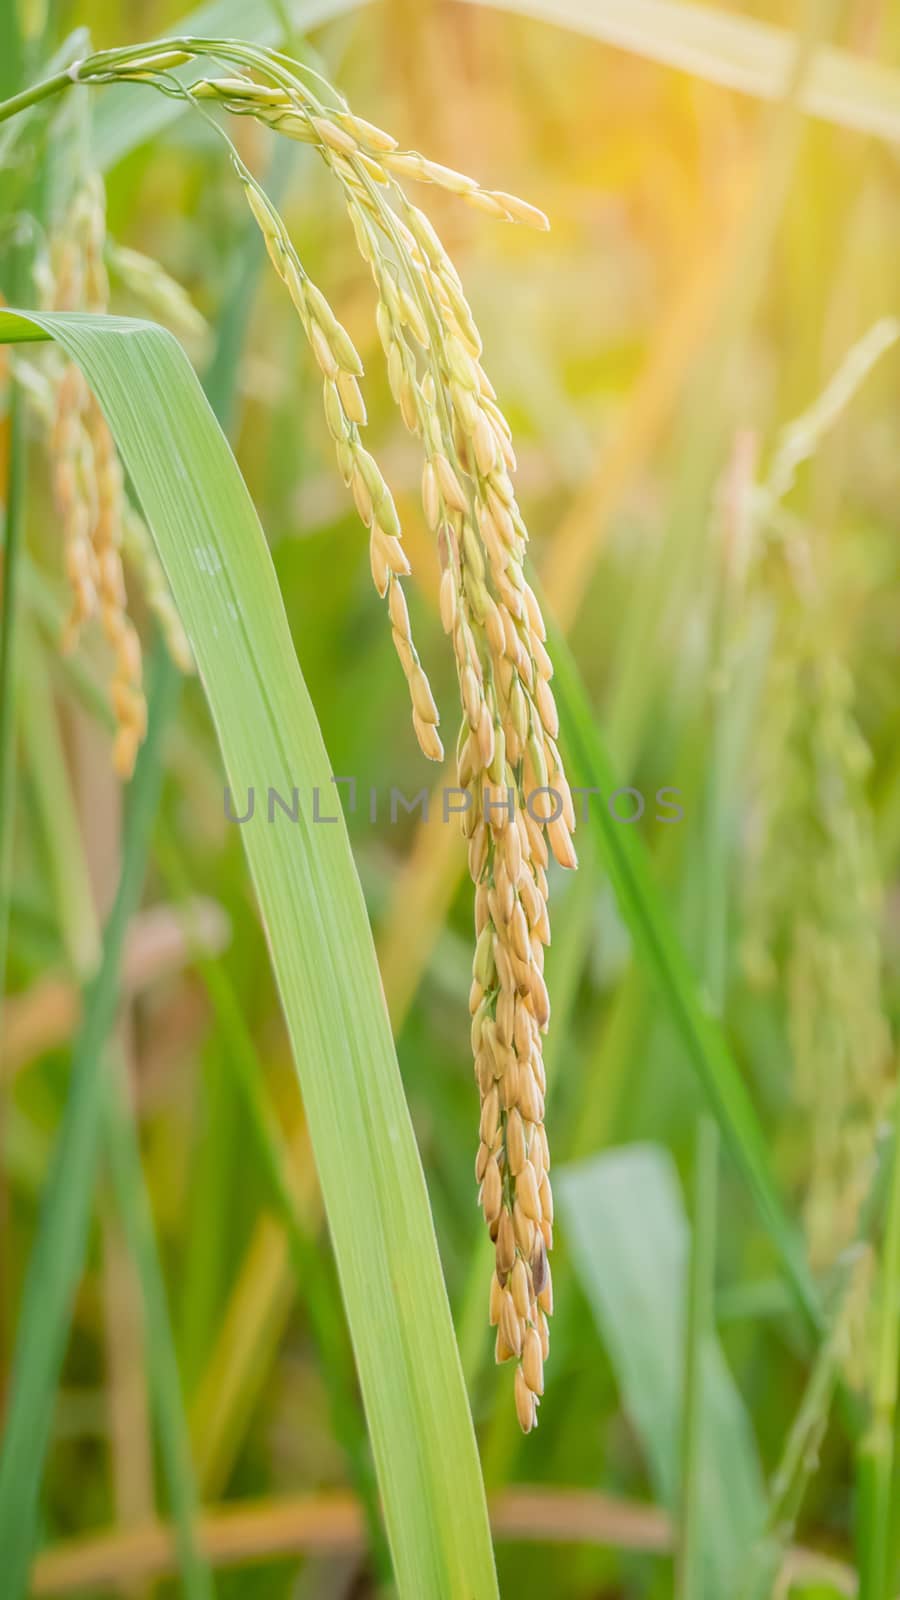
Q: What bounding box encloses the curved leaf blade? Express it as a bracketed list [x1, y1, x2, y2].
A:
[463, 0, 900, 146]
[0, 307, 497, 1600]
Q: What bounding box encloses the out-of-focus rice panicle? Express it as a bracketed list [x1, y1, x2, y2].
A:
[746, 629, 890, 1274]
[51, 361, 99, 648]
[85, 392, 146, 778]
[41, 175, 147, 775]
[108, 242, 208, 345]
[741, 432, 891, 1285]
[38, 164, 194, 777]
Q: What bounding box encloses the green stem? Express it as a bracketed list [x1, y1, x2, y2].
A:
[0, 253, 26, 1441]
[102, 1061, 213, 1600]
[0, 38, 203, 128]
[676, 1117, 719, 1600]
[0, 67, 74, 125]
[738, 1268, 854, 1600]
[0, 382, 25, 998]
[859, 1098, 900, 1600]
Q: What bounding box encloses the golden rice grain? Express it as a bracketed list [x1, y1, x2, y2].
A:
[36, 160, 196, 776]
[84, 40, 574, 1427]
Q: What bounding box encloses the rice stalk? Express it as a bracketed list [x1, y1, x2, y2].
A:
[48, 34, 574, 1428]
[2, 25, 574, 1428]
[0, 359, 26, 1013]
[739, 1243, 874, 1600]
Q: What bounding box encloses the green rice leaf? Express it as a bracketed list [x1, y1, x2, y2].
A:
[462, 0, 900, 146]
[0, 306, 497, 1600]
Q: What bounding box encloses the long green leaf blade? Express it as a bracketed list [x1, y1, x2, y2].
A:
[462, 0, 900, 145]
[0, 306, 497, 1600]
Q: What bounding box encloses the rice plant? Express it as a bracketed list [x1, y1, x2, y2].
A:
[1, 4, 899, 1599]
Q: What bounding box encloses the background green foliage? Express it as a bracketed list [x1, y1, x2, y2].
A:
[1, 1, 899, 1596]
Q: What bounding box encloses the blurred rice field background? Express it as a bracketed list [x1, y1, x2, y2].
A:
[1, 0, 899, 1596]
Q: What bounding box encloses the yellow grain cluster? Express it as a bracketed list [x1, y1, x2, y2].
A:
[235, 162, 443, 763]
[188, 50, 571, 1428]
[191, 75, 549, 232]
[39, 176, 145, 776]
[85, 39, 572, 1425]
[38, 173, 194, 774]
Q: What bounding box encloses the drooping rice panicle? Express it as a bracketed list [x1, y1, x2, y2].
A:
[70, 37, 571, 1427]
[230, 156, 443, 762]
[107, 242, 208, 345]
[221, 54, 575, 1427]
[343, 176, 574, 1429]
[187, 71, 549, 230]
